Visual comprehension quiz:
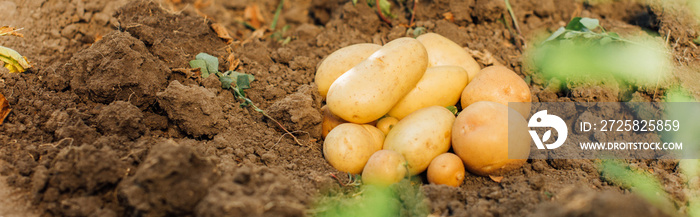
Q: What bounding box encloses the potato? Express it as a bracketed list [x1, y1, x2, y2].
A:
[361, 124, 385, 150]
[388, 66, 469, 119]
[383, 106, 455, 175]
[427, 153, 465, 187]
[417, 33, 481, 81]
[315, 43, 382, 98]
[323, 123, 383, 174]
[327, 37, 429, 123]
[452, 101, 530, 176]
[376, 116, 399, 135]
[362, 150, 408, 186]
[460, 65, 531, 118]
[322, 105, 349, 138]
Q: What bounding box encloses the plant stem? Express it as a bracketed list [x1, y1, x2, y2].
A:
[270, 0, 285, 30]
[409, 0, 418, 27]
[504, 0, 525, 49]
[377, 0, 392, 26]
[233, 88, 305, 147]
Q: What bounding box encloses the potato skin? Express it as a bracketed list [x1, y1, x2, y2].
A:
[323, 123, 383, 174]
[460, 65, 532, 118]
[427, 153, 465, 187]
[388, 66, 469, 119]
[321, 105, 348, 139]
[361, 124, 385, 150]
[417, 33, 481, 81]
[362, 150, 407, 186]
[383, 106, 455, 175]
[315, 43, 382, 98]
[326, 37, 429, 123]
[452, 101, 530, 176]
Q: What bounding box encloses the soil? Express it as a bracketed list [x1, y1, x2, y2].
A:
[1, 0, 698, 216]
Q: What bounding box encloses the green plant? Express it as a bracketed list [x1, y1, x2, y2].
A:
[269, 0, 291, 45]
[0, 26, 31, 73]
[189, 53, 304, 146]
[355, 0, 418, 26]
[599, 160, 674, 214]
[529, 17, 671, 88]
[310, 176, 429, 217]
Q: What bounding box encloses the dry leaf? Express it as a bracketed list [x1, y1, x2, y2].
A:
[171, 68, 202, 79]
[0, 26, 24, 37]
[226, 53, 240, 71]
[0, 92, 10, 125]
[211, 23, 234, 44]
[193, 0, 212, 9]
[0, 46, 32, 73]
[244, 4, 265, 29]
[489, 175, 504, 183]
[465, 47, 502, 67]
[442, 12, 455, 22]
[94, 33, 103, 42]
[242, 28, 267, 45]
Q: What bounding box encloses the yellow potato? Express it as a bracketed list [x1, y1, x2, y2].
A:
[315, 43, 382, 98]
[388, 66, 469, 119]
[323, 123, 383, 174]
[361, 124, 385, 150]
[427, 153, 465, 187]
[417, 33, 481, 81]
[383, 106, 455, 175]
[362, 150, 407, 186]
[376, 116, 399, 135]
[460, 65, 532, 118]
[326, 37, 429, 123]
[452, 101, 530, 176]
[321, 105, 348, 139]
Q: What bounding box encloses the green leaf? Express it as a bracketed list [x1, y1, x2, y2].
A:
[694, 36, 700, 45]
[367, 0, 395, 18]
[221, 70, 255, 90]
[412, 27, 427, 38]
[189, 59, 209, 78]
[600, 37, 613, 45]
[565, 17, 584, 31]
[608, 32, 620, 39]
[236, 74, 252, 89]
[543, 27, 566, 43]
[219, 75, 234, 89]
[352, 0, 358, 5]
[378, 0, 395, 18]
[579, 18, 600, 30]
[196, 53, 219, 76]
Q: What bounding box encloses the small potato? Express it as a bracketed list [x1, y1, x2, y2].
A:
[460, 65, 531, 118]
[388, 66, 469, 119]
[452, 101, 530, 176]
[324, 123, 383, 174]
[327, 37, 428, 123]
[383, 106, 455, 175]
[376, 116, 399, 135]
[427, 153, 465, 187]
[321, 105, 348, 138]
[315, 43, 382, 98]
[362, 150, 408, 186]
[417, 33, 481, 81]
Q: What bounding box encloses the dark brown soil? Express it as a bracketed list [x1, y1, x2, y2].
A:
[1, 0, 698, 216]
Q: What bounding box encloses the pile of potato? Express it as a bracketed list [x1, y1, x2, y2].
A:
[315, 33, 532, 187]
